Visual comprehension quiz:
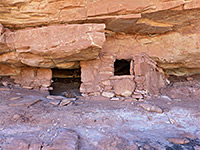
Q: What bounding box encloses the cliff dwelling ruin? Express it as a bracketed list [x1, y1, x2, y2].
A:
[1, 8, 200, 100]
[0, 0, 200, 149]
[0, 22, 168, 100]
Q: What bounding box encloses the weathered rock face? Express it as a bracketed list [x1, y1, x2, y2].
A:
[0, 0, 199, 28]
[0, 24, 10, 54]
[0, 24, 3, 34]
[0, 64, 20, 76]
[0, 0, 87, 28]
[1, 1, 200, 74]
[0, 0, 200, 90]
[1, 24, 105, 68]
[102, 25, 200, 76]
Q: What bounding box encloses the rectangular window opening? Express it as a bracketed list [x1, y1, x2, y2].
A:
[114, 59, 132, 76]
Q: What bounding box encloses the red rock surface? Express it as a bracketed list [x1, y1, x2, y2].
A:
[10, 67, 52, 90]
[0, 0, 200, 88]
[0, 0, 199, 28]
[80, 53, 166, 97]
[1, 1, 200, 149]
[0, 24, 105, 70]
[102, 26, 200, 76]
[0, 64, 20, 76]
[113, 78, 135, 97]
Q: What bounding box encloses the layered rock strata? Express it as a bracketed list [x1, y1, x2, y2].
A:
[0, 0, 200, 94]
[0, 23, 105, 70]
[0, 0, 199, 28]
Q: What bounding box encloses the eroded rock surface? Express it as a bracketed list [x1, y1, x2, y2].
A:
[0, 24, 105, 69]
[0, 1, 200, 88]
[1, 128, 79, 150]
[0, 1, 200, 149]
[103, 23, 200, 76]
[0, 0, 200, 29]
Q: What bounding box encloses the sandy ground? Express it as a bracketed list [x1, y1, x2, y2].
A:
[0, 76, 200, 150]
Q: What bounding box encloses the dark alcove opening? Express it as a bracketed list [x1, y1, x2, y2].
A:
[114, 59, 131, 76]
[49, 68, 81, 97]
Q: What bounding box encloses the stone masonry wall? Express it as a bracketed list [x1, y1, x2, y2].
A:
[80, 53, 167, 99]
[10, 67, 52, 91]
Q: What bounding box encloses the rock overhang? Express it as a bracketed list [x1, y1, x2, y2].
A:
[0, 23, 106, 70]
[0, 0, 200, 91]
[0, 0, 200, 29]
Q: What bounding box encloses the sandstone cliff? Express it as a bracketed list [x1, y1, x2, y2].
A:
[1, 0, 200, 77]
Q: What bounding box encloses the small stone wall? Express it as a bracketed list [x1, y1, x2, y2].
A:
[10, 67, 52, 91]
[0, 53, 166, 98]
[80, 53, 167, 99]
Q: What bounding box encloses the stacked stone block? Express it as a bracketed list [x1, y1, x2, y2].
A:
[80, 53, 167, 99]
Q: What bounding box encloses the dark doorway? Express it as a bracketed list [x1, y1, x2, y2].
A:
[49, 68, 81, 97]
[114, 59, 131, 76]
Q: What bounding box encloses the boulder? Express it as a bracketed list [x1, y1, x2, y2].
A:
[0, 24, 105, 70]
[114, 78, 135, 97]
[138, 103, 163, 113]
[0, 24, 11, 54]
[102, 92, 115, 98]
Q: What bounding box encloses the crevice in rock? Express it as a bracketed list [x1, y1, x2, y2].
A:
[40, 145, 44, 150]
[60, 6, 84, 10]
[164, 67, 200, 77]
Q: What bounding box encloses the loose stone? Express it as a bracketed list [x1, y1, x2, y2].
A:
[138, 103, 163, 113]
